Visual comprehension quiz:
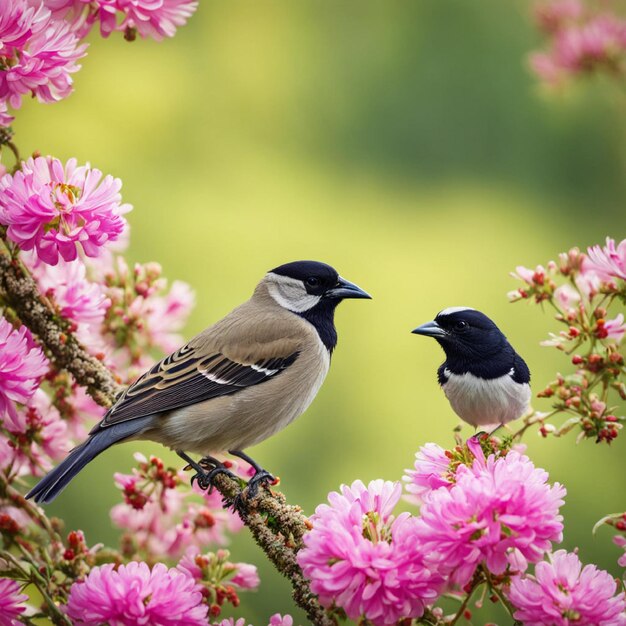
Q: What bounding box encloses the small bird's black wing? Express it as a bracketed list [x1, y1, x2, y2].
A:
[437, 363, 449, 386]
[94, 344, 299, 430]
[511, 353, 531, 384]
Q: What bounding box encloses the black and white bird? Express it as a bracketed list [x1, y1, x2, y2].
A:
[28, 260, 371, 504]
[412, 307, 531, 430]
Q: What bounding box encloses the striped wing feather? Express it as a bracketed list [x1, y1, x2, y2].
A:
[96, 343, 299, 429]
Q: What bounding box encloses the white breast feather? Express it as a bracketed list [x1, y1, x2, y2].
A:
[442, 370, 531, 428]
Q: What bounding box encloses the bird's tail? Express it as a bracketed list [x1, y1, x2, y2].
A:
[26, 418, 152, 504]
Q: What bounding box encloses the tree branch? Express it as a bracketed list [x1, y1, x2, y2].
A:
[0, 245, 334, 625]
[0, 248, 122, 407]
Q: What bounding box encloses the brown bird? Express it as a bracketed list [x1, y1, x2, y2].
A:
[28, 260, 371, 503]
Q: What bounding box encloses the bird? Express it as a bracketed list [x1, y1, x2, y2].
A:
[412, 307, 531, 430]
[27, 260, 371, 504]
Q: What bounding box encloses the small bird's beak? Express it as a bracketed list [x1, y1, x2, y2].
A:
[325, 276, 372, 300]
[412, 320, 447, 338]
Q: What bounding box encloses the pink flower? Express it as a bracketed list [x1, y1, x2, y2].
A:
[556, 15, 626, 72]
[554, 283, 580, 311]
[146, 280, 195, 353]
[415, 449, 566, 588]
[230, 562, 260, 590]
[602, 313, 626, 343]
[0, 101, 13, 127]
[111, 470, 242, 559]
[24, 252, 110, 326]
[268, 615, 293, 626]
[586, 237, 626, 283]
[0, 156, 131, 265]
[118, 0, 198, 40]
[512, 264, 547, 286]
[0, 0, 87, 110]
[533, 0, 583, 33]
[298, 480, 444, 625]
[614, 535, 626, 568]
[533, 15, 626, 84]
[508, 550, 626, 626]
[0, 578, 28, 626]
[66, 561, 208, 626]
[0, 389, 69, 475]
[0, 318, 48, 422]
[403, 443, 451, 506]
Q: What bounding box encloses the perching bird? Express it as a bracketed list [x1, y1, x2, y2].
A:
[28, 260, 371, 503]
[412, 307, 531, 430]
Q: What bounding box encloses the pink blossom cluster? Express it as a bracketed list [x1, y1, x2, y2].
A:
[177, 546, 260, 615]
[0, 319, 69, 475]
[102, 257, 195, 376]
[298, 440, 570, 623]
[46, 0, 198, 41]
[414, 439, 566, 588]
[508, 550, 626, 626]
[530, 1, 626, 84]
[0, 156, 130, 265]
[0, 0, 198, 124]
[402, 441, 452, 506]
[66, 561, 208, 626]
[510, 238, 626, 347]
[509, 238, 625, 444]
[0, 578, 28, 626]
[298, 479, 444, 625]
[215, 618, 293, 626]
[0, 154, 193, 475]
[111, 454, 244, 560]
[0, 0, 87, 123]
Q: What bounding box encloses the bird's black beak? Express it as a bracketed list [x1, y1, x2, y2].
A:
[412, 320, 447, 338]
[325, 276, 372, 300]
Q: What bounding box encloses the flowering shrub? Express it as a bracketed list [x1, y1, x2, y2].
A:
[509, 237, 625, 444]
[529, 0, 626, 85]
[0, 0, 197, 125]
[1, 1, 625, 624]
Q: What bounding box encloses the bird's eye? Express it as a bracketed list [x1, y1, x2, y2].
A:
[454, 320, 469, 331]
[306, 277, 320, 287]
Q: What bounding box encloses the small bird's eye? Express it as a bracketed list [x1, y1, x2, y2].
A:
[454, 320, 469, 331]
[306, 277, 320, 287]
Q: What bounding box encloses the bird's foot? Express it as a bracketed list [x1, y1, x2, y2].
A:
[177, 450, 236, 493]
[192, 464, 237, 493]
[246, 469, 276, 499]
[227, 470, 278, 516]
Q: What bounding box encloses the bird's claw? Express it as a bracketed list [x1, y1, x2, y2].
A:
[191, 465, 237, 493]
[245, 469, 275, 499]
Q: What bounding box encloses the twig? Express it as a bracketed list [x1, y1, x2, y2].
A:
[448, 570, 484, 626]
[1, 550, 72, 626]
[0, 473, 62, 543]
[0, 244, 333, 625]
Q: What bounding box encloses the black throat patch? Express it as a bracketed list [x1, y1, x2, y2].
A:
[296, 298, 339, 354]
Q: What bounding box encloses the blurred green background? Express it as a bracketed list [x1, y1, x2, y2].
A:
[16, 0, 626, 623]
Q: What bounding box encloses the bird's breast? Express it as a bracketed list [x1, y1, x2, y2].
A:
[442, 369, 531, 428]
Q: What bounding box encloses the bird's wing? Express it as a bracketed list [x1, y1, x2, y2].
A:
[96, 341, 300, 429]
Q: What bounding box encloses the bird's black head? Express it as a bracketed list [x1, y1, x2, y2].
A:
[265, 260, 371, 353]
[412, 307, 509, 363]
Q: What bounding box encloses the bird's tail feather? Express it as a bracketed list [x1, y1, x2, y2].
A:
[26, 417, 152, 504]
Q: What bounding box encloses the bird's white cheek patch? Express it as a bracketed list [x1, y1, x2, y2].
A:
[266, 275, 321, 312]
